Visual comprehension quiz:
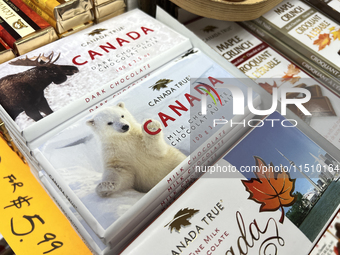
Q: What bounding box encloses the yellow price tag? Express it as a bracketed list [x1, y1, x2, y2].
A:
[0, 138, 93, 255]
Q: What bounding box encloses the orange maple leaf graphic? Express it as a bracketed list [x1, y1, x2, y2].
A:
[242, 156, 297, 224]
[259, 81, 277, 94]
[331, 29, 340, 41]
[282, 64, 301, 84]
[313, 33, 331, 51]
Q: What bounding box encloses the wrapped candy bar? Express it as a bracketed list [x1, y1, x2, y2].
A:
[0, 0, 58, 55]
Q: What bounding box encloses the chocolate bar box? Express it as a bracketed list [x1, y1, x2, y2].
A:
[253, 0, 340, 80]
[186, 17, 340, 159]
[0, 8, 191, 152]
[32, 48, 261, 250]
[121, 111, 340, 254]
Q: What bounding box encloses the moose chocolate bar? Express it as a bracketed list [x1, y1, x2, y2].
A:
[0, 0, 58, 55]
[0, 8, 192, 150]
[304, 0, 340, 23]
[0, 37, 15, 63]
[22, 0, 94, 34]
[186, 17, 340, 153]
[253, 0, 340, 80]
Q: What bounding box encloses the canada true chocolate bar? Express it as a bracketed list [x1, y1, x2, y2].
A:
[0, 0, 58, 55]
[0, 8, 192, 148]
[253, 0, 340, 80]
[0, 37, 15, 63]
[121, 112, 340, 254]
[32, 47, 260, 250]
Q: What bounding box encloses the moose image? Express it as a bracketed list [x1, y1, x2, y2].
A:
[0, 52, 79, 122]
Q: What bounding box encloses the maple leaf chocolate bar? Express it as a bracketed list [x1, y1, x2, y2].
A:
[121, 112, 340, 255]
[0, 37, 15, 63]
[0, 0, 58, 55]
[253, 0, 340, 80]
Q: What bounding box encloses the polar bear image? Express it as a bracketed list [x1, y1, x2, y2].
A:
[86, 102, 187, 197]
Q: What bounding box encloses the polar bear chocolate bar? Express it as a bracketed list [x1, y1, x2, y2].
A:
[33, 48, 261, 251]
[86, 102, 186, 197]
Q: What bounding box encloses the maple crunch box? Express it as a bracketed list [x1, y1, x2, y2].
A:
[253, 0, 340, 80]
[186, 17, 340, 156]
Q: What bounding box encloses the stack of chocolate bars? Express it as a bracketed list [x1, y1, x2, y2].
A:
[0, 119, 26, 163]
[0, 0, 58, 55]
[287, 84, 336, 123]
[92, 0, 125, 23]
[20, 0, 94, 36]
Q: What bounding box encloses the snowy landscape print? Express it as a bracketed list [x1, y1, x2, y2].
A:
[36, 49, 243, 231]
